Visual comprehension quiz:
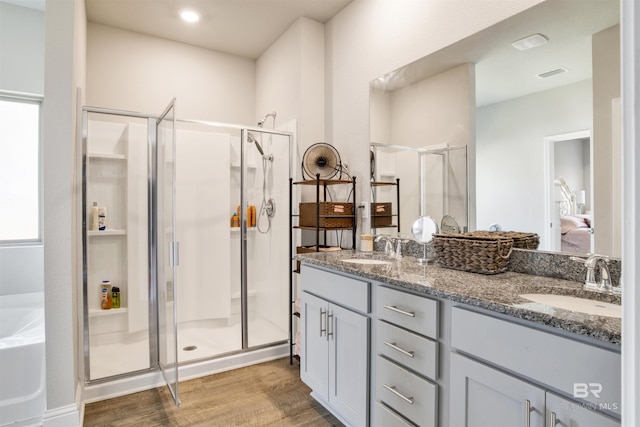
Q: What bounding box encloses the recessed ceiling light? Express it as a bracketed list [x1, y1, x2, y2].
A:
[511, 33, 548, 50]
[180, 9, 200, 23]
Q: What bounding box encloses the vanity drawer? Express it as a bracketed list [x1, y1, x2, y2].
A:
[377, 320, 438, 380]
[376, 356, 437, 427]
[377, 286, 438, 338]
[375, 402, 416, 427]
[300, 265, 370, 313]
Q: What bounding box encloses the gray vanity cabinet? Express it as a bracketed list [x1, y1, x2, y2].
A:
[449, 306, 621, 426]
[450, 352, 546, 426]
[374, 285, 439, 427]
[299, 265, 371, 427]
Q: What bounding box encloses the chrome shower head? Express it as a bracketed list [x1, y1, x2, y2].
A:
[257, 111, 277, 128]
[247, 132, 265, 156]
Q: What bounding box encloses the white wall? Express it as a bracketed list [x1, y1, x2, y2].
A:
[476, 79, 592, 247]
[0, 2, 45, 297]
[325, 0, 543, 214]
[0, 2, 44, 94]
[86, 22, 255, 123]
[257, 17, 324, 156]
[43, 0, 86, 424]
[592, 25, 621, 255]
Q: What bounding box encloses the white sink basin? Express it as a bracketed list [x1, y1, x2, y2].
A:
[519, 293, 621, 318]
[342, 258, 391, 265]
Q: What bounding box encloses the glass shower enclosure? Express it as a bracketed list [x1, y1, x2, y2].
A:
[81, 103, 293, 405]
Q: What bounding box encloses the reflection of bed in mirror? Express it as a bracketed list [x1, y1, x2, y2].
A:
[560, 215, 592, 254]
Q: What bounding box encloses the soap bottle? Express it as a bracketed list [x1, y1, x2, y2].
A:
[100, 280, 112, 309]
[98, 205, 107, 231]
[91, 202, 99, 231]
[111, 286, 120, 308]
[231, 213, 239, 228]
[248, 205, 256, 227]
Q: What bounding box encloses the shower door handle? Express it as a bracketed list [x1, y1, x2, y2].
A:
[319, 308, 326, 337]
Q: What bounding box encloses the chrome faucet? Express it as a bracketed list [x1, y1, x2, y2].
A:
[375, 235, 395, 257]
[394, 238, 409, 258]
[570, 254, 618, 293]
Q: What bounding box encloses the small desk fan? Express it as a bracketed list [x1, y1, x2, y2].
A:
[302, 142, 342, 180]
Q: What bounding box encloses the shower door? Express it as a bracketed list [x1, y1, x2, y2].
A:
[156, 99, 180, 406]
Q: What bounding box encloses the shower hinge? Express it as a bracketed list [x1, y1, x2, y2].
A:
[169, 241, 180, 266]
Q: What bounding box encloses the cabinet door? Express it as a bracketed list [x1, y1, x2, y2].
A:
[329, 302, 370, 427]
[450, 353, 545, 427]
[546, 392, 620, 426]
[300, 292, 329, 398]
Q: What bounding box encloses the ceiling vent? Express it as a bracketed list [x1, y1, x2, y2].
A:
[511, 33, 548, 50]
[537, 67, 569, 79]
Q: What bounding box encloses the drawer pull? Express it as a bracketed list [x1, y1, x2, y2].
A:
[327, 311, 334, 339]
[549, 411, 557, 426]
[525, 399, 535, 427]
[383, 341, 415, 358]
[320, 308, 326, 337]
[383, 384, 414, 404]
[383, 304, 415, 317]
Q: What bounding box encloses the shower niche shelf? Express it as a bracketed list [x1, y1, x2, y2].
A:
[87, 152, 127, 161]
[87, 229, 127, 237]
[89, 307, 129, 318]
[288, 175, 357, 364]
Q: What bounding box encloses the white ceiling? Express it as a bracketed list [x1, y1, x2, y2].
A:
[372, 0, 620, 107]
[3, 0, 619, 106]
[85, 0, 353, 59]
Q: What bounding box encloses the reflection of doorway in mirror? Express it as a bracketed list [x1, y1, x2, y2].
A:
[544, 130, 593, 254]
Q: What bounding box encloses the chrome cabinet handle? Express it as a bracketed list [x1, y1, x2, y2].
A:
[383, 341, 415, 358]
[383, 304, 415, 317]
[549, 411, 557, 426]
[320, 308, 326, 337]
[383, 384, 414, 404]
[327, 311, 334, 339]
[525, 400, 535, 427]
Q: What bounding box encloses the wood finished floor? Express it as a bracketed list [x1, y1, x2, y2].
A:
[83, 358, 344, 426]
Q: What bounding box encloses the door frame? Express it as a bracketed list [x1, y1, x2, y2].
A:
[543, 129, 592, 252]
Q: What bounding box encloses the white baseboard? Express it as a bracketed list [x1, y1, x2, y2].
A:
[42, 403, 81, 427]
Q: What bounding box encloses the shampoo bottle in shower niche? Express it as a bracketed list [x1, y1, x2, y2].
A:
[249, 205, 256, 227]
[98, 205, 107, 231]
[91, 202, 100, 231]
[100, 280, 112, 310]
[111, 286, 120, 309]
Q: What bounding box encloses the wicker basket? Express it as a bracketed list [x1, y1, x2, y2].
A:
[299, 202, 354, 228]
[471, 231, 540, 250]
[371, 202, 392, 227]
[432, 232, 514, 274]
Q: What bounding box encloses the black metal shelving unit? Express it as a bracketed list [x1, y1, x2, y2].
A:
[371, 178, 400, 233]
[288, 174, 357, 364]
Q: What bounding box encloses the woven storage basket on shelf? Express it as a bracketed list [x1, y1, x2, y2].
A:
[299, 202, 354, 228]
[371, 202, 392, 227]
[432, 232, 514, 274]
[470, 231, 540, 250]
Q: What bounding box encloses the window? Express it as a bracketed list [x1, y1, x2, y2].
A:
[0, 94, 42, 243]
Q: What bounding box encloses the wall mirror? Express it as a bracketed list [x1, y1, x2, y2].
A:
[369, 0, 620, 257]
[370, 142, 468, 237]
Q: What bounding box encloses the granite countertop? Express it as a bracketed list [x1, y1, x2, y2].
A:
[297, 250, 622, 346]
